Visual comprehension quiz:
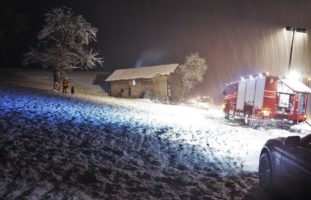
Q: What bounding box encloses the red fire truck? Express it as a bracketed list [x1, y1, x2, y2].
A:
[223, 72, 311, 125]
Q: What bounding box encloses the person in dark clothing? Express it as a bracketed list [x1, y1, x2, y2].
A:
[63, 78, 69, 93]
[71, 85, 75, 94]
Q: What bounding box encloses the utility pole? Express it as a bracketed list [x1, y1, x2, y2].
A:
[288, 28, 295, 72]
[285, 26, 307, 73]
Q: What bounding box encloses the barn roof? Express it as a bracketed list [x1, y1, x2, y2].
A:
[106, 64, 179, 81]
[280, 79, 311, 94]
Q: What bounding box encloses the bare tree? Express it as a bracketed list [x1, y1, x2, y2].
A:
[179, 52, 208, 99]
[22, 7, 103, 89]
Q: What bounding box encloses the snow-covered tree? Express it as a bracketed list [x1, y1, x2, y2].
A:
[179, 52, 208, 99]
[22, 7, 103, 88]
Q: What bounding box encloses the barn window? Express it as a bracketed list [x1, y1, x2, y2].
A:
[132, 79, 136, 85]
[278, 93, 290, 108]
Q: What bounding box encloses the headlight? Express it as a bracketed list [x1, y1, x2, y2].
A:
[262, 109, 270, 117]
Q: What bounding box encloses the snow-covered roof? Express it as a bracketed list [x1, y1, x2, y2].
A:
[106, 64, 179, 81]
[280, 79, 311, 93]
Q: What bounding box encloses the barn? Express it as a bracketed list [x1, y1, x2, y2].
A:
[105, 64, 182, 101]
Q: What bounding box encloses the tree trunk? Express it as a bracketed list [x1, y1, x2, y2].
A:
[53, 65, 61, 91]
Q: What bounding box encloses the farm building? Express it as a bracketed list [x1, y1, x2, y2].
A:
[106, 64, 182, 101]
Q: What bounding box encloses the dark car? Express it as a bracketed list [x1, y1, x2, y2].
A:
[259, 134, 311, 199]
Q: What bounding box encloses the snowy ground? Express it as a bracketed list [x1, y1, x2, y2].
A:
[0, 85, 309, 199]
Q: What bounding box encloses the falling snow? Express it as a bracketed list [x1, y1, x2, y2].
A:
[0, 85, 309, 199]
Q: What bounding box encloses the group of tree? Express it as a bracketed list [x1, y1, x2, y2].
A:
[23, 7, 207, 100]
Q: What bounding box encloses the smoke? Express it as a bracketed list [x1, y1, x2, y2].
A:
[135, 49, 168, 68]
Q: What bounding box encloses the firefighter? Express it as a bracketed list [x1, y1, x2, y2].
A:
[63, 77, 69, 93]
[71, 85, 75, 94]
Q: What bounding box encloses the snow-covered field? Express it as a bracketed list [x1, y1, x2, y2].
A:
[0, 85, 309, 199]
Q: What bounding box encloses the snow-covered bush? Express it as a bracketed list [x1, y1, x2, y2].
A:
[142, 89, 155, 99]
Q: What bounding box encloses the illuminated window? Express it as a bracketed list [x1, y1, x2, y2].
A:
[279, 93, 290, 108]
[132, 79, 136, 86]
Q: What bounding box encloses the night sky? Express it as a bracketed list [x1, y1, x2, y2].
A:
[2, 0, 311, 100]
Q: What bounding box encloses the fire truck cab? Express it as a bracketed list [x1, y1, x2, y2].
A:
[223, 72, 311, 125]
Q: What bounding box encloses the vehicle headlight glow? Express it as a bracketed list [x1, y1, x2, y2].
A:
[262, 109, 270, 117]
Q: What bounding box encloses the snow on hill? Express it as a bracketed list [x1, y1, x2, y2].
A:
[0, 68, 110, 96]
[0, 84, 307, 199]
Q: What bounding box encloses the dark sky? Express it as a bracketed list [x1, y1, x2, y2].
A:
[3, 0, 311, 100]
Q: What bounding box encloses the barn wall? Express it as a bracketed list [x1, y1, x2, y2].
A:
[110, 76, 169, 100]
[110, 74, 183, 101]
[152, 76, 168, 99]
[132, 76, 168, 99]
[138, 79, 153, 96]
[111, 80, 130, 97]
[168, 72, 182, 102]
[131, 79, 152, 98]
